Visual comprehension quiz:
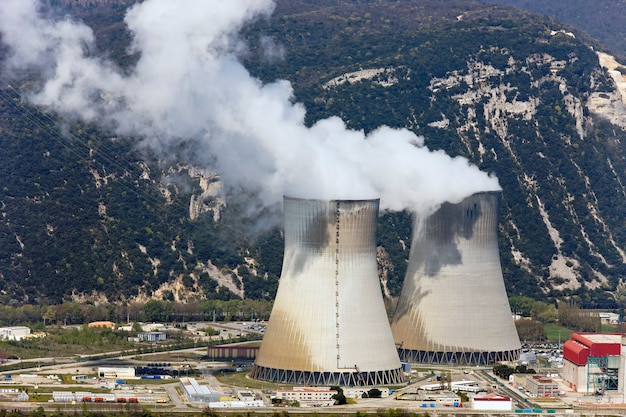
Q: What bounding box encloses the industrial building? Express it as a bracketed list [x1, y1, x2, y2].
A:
[250, 198, 404, 386]
[0, 326, 31, 341]
[53, 391, 159, 403]
[87, 321, 116, 329]
[390, 191, 521, 365]
[512, 374, 560, 397]
[344, 387, 390, 398]
[275, 387, 336, 407]
[137, 332, 166, 342]
[471, 393, 513, 411]
[524, 375, 560, 397]
[207, 345, 259, 360]
[562, 333, 622, 395]
[179, 377, 221, 402]
[97, 367, 135, 379]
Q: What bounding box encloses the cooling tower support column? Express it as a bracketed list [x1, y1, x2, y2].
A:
[250, 197, 404, 386]
[390, 191, 521, 365]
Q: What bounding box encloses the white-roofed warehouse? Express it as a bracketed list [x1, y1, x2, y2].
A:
[180, 377, 220, 402]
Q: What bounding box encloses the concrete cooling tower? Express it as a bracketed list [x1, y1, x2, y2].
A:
[250, 197, 404, 386]
[390, 191, 521, 365]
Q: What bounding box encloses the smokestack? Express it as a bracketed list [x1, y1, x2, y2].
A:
[250, 197, 404, 386]
[390, 191, 521, 364]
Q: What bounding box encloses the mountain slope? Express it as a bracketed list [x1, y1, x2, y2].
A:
[475, 0, 626, 59]
[243, 0, 626, 304]
[0, 0, 625, 308]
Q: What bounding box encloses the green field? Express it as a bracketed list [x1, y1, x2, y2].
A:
[543, 324, 573, 343]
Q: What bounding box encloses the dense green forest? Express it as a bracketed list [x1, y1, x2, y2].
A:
[0, 0, 625, 310]
[476, 0, 626, 60]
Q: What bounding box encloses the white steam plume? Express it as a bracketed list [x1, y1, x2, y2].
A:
[0, 0, 500, 215]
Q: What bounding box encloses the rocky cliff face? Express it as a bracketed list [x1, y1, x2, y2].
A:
[245, 2, 626, 304]
[315, 44, 626, 297]
[1, 0, 626, 306]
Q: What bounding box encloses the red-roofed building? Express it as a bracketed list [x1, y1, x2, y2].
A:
[471, 393, 512, 411]
[562, 333, 622, 393]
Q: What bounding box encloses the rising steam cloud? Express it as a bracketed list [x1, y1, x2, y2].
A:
[0, 0, 500, 215]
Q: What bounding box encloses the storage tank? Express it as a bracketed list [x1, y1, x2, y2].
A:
[391, 191, 521, 364]
[250, 197, 404, 386]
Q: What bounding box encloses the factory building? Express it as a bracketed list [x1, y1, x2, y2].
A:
[525, 375, 560, 397]
[562, 333, 622, 394]
[471, 393, 513, 411]
[512, 374, 560, 397]
[179, 377, 221, 402]
[137, 332, 166, 342]
[207, 345, 259, 361]
[275, 387, 336, 407]
[250, 198, 404, 386]
[97, 367, 135, 379]
[87, 321, 116, 329]
[0, 326, 31, 341]
[390, 191, 521, 365]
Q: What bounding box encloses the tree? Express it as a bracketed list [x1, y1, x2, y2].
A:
[43, 306, 57, 326]
[494, 364, 536, 380]
[558, 299, 601, 332]
[531, 301, 558, 323]
[367, 388, 382, 398]
[515, 318, 546, 342]
[143, 300, 165, 322]
[330, 386, 347, 405]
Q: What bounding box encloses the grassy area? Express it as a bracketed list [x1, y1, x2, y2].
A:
[543, 323, 572, 343]
[0, 329, 137, 360]
[213, 368, 329, 392]
[215, 369, 276, 390]
[601, 323, 623, 333]
[544, 322, 626, 343]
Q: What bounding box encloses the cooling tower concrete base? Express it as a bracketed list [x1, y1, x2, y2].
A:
[250, 197, 404, 386]
[249, 366, 404, 387]
[397, 349, 519, 365]
[391, 191, 521, 365]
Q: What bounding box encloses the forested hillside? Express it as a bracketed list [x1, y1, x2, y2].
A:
[0, 0, 626, 309]
[475, 0, 626, 60]
[242, 0, 626, 307]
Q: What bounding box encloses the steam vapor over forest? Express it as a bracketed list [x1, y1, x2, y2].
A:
[0, 0, 626, 315]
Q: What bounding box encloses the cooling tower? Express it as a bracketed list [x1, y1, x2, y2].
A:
[250, 197, 404, 386]
[391, 191, 521, 365]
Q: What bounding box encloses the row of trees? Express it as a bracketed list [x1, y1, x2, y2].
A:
[511, 296, 602, 342]
[0, 295, 609, 337]
[557, 300, 601, 333]
[0, 299, 273, 328]
[493, 364, 536, 380]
